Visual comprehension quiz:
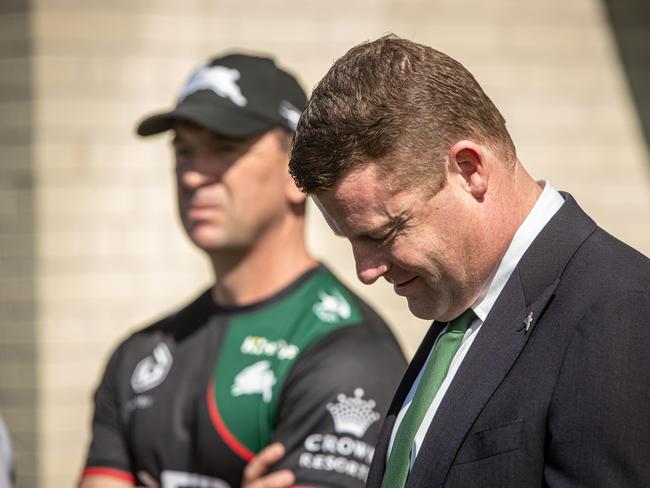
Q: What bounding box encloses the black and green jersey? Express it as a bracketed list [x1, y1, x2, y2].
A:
[83, 266, 406, 487]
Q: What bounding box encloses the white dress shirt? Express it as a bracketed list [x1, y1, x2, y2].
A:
[386, 181, 565, 471]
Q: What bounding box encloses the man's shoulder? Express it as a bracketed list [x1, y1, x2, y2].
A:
[292, 268, 405, 367]
[536, 193, 648, 296]
[111, 288, 216, 358]
[95, 288, 218, 397]
[274, 266, 394, 346]
[548, 225, 650, 334]
[568, 226, 649, 291]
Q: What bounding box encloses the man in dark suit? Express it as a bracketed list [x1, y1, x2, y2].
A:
[284, 35, 650, 487]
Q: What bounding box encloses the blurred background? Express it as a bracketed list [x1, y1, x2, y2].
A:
[1, 0, 649, 486]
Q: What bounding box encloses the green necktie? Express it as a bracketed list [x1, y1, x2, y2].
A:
[381, 308, 477, 488]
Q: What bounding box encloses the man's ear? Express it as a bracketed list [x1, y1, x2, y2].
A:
[285, 171, 307, 205]
[277, 129, 306, 206]
[448, 140, 488, 202]
[286, 177, 307, 205]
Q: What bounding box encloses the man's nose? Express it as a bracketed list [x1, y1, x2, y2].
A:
[353, 241, 390, 285]
[178, 162, 219, 190]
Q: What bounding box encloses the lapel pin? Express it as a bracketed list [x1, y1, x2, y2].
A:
[523, 312, 533, 333]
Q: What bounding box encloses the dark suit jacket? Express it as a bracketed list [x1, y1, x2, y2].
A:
[367, 194, 650, 487]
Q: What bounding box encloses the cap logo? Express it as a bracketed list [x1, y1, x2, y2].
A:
[179, 65, 248, 107]
[279, 100, 301, 130]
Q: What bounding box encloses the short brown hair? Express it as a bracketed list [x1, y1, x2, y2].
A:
[289, 34, 515, 193]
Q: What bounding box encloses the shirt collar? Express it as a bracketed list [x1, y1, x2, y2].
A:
[471, 181, 565, 322]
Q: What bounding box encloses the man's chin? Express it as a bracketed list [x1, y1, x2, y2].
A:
[186, 228, 227, 252]
[405, 298, 437, 320]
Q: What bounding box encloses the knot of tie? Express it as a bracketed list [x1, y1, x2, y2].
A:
[447, 308, 477, 333]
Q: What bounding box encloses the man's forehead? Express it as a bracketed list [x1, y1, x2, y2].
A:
[312, 165, 395, 234]
[315, 165, 379, 207]
[328, 162, 404, 201]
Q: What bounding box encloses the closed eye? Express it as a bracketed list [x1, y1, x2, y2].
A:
[367, 232, 391, 246]
[376, 216, 408, 246]
[367, 224, 399, 246]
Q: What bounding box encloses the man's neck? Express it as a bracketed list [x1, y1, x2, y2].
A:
[456, 162, 544, 317]
[208, 219, 317, 307]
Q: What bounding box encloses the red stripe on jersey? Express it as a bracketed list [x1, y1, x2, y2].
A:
[206, 379, 255, 461]
[82, 467, 135, 483]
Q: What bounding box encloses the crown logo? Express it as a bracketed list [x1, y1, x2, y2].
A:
[326, 388, 381, 438]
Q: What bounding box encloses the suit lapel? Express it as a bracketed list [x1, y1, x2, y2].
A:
[405, 193, 596, 487]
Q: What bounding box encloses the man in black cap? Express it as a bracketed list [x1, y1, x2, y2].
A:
[79, 53, 405, 488]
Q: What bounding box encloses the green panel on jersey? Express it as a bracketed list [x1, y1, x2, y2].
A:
[213, 271, 363, 454]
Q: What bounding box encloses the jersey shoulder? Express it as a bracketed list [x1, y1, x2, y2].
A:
[256, 266, 394, 349]
[133, 288, 215, 340]
[102, 288, 216, 379]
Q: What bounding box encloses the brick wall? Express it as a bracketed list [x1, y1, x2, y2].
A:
[0, 0, 648, 486]
[0, 1, 39, 486]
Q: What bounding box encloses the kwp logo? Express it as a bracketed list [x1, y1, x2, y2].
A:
[313, 289, 351, 323]
[231, 360, 276, 403]
[179, 65, 247, 107]
[279, 100, 301, 130]
[326, 388, 380, 438]
[131, 342, 173, 394]
[241, 335, 299, 360]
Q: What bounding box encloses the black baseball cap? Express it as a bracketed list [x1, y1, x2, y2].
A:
[136, 53, 307, 138]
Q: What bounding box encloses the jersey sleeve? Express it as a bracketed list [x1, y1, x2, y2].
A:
[270, 322, 406, 487]
[82, 341, 136, 484]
